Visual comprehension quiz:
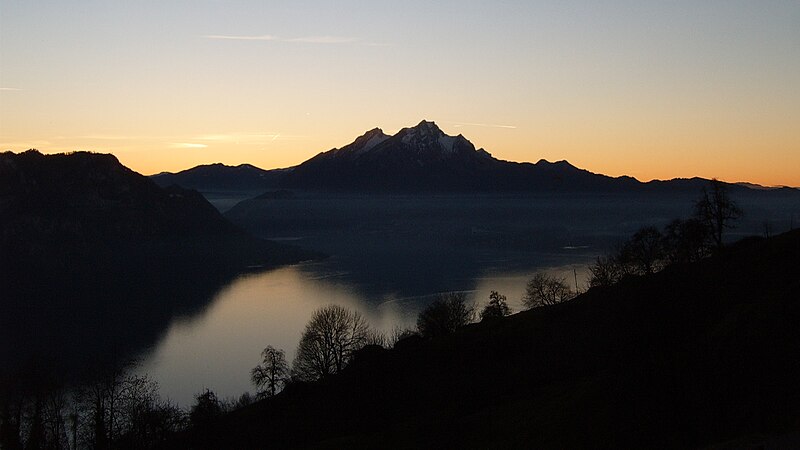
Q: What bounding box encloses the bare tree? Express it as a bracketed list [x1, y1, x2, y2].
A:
[588, 255, 623, 288]
[292, 305, 371, 381]
[416, 292, 475, 338]
[694, 179, 742, 249]
[74, 359, 136, 449]
[480, 290, 512, 321]
[73, 362, 185, 449]
[388, 326, 419, 348]
[619, 226, 665, 275]
[251, 346, 289, 398]
[523, 273, 573, 309]
[662, 218, 709, 264]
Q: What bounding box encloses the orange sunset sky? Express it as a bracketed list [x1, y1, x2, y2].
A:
[1, 1, 798, 186]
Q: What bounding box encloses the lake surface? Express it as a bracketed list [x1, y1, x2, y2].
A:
[136, 258, 593, 406]
[134, 191, 800, 405]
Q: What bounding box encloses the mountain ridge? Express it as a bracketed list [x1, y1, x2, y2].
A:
[151, 120, 796, 194]
[0, 149, 317, 375]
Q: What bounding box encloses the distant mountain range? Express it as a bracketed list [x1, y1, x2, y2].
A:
[152, 162, 286, 192]
[151, 120, 796, 194]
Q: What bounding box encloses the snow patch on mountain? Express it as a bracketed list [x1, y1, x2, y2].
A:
[438, 135, 457, 154]
[357, 133, 389, 155]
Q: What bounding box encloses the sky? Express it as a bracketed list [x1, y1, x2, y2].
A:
[1, 0, 798, 186]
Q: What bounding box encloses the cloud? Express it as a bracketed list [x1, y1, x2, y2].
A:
[205, 34, 356, 44]
[193, 132, 305, 143]
[205, 34, 278, 41]
[285, 36, 357, 44]
[170, 143, 208, 149]
[0, 87, 22, 91]
[0, 139, 52, 149]
[447, 121, 517, 129]
[79, 135, 139, 140]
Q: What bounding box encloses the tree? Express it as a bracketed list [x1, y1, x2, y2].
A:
[618, 226, 665, 275]
[522, 273, 573, 309]
[388, 327, 419, 348]
[662, 218, 709, 264]
[189, 389, 222, 429]
[694, 179, 742, 249]
[251, 346, 289, 398]
[480, 291, 512, 321]
[416, 292, 475, 338]
[588, 255, 622, 288]
[74, 358, 136, 449]
[292, 305, 371, 381]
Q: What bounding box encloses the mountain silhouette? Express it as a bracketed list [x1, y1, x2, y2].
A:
[0, 150, 310, 265]
[283, 119, 655, 192]
[152, 162, 283, 192]
[0, 150, 315, 376]
[152, 120, 794, 194]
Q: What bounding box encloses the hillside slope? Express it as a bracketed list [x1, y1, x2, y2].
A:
[0, 150, 315, 375]
[179, 230, 800, 449]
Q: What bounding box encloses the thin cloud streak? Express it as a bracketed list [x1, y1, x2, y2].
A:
[193, 132, 305, 142]
[0, 140, 52, 148]
[170, 143, 208, 149]
[0, 87, 22, 91]
[205, 34, 278, 41]
[447, 121, 517, 129]
[205, 34, 356, 44]
[79, 135, 141, 140]
[286, 36, 357, 44]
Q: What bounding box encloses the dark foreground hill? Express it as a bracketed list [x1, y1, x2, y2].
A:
[175, 230, 800, 449]
[0, 150, 315, 376]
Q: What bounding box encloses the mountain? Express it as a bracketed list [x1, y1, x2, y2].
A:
[151, 162, 285, 191]
[281, 120, 637, 192]
[174, 230, 800, 448]
[0, 150, 315, 375]
[0, 150, 309, 268]
[152, 120, 796, 194]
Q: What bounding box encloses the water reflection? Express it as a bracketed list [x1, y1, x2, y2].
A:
[137, 260, 591, 405]
[136, 191, 800, 405]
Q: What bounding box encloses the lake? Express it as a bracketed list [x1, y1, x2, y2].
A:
[133, 190, 800, 405]
[136, 254, 594, 405]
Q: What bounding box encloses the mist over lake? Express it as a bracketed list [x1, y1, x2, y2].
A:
[133, 190, 799, 404]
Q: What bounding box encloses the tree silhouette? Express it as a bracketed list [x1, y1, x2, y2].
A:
[251, 346, 289, 398]
[523, 273, 573, 309]
[416, 293, 475, 338]
[618, 226, 665, 275]
[662, 218, 709, 263]
[292, 305, 371, 381]
[189, 389, 222, 429]
[694, 179, 742, 249]
[588, 255, 623, 288]
[480, 291, 512, 320]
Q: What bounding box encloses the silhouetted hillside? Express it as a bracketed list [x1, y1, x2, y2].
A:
[0, 150, 311, 270]
[151, 162, 285, 192]
[0, 150, 315, 377]
[174, 230, 800, 449]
